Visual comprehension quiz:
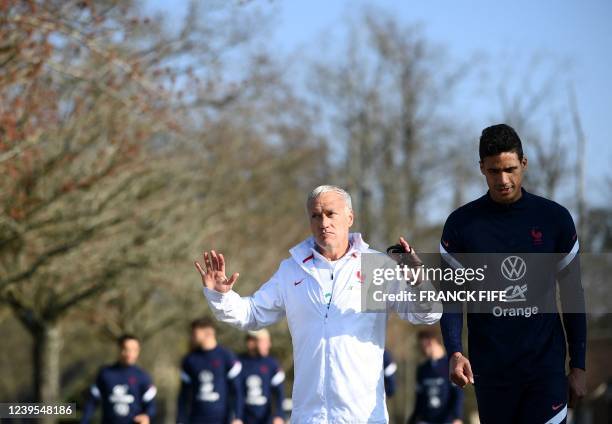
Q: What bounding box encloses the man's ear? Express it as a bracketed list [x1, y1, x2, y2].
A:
[522, 156, 528, 170]
[347, 208, 354, 228]
[479, 160, 485, 176]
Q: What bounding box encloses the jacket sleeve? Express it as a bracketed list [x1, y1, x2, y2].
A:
[556, 207, 586, 370]
[226, 352, 244, 420]
[176, 359, 191, 424]
[407, 368, 425, 424]
[389, 279, 443, 324]
[382, 350, 397, 398]
[439, 214, 465, 355]
[140, 373, 157, 419]
[382, 252, 442, 324]
[80, 372, 102, 424]
[440, 310, 464, 356]
[203, 262, 287, 331]
[447, 380, 464, 421]
[270, 360, 286, 419]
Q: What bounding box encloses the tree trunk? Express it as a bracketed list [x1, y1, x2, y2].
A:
[569, 86, 587, 239]
[33, 322, 62, 424]
[382, 142, 401, 243]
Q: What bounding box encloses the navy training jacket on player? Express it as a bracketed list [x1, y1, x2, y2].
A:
[238, 354, 285, 424]
[80, 363, 156, 424]
[177, 345, 243, 424]
[439, 188, 586, 385]
[407, 354, 463, 424]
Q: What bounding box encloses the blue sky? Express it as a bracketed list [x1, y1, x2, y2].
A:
[145, 0, 611, 206]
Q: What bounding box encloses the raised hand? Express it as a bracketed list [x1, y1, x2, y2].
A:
[397, 236, 423, 266]
[387, 236, 424, 268]
[194, 250, 240, 293]
[133, 414, 150, 424]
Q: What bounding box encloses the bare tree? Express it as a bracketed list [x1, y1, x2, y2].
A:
[0, 0, 282, 414]
[1, 3, 328, 420]
[310, 8, 470, 420]
[495, 54, 573, 199]
[311, 8, 469, 246]
[569, 84, 587, 239]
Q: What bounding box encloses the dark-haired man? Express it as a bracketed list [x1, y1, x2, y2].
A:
[81, 335, 156, 424]
[439, 124, 586, 424]
[408, 330, 463, 424]
[177, 318, 243, 424]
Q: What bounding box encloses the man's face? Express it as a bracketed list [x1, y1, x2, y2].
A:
[480, 151, 527, 204]
[191, 326, 215, 348]
[309, 192, 354, 254]
[256, 335, 271, 357]
[119, 339, 140, 366]
[246, 337, 258, 355]
[418, 337, 435, 358]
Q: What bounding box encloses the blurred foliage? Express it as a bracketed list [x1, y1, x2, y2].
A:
[0, 1, 608, 423]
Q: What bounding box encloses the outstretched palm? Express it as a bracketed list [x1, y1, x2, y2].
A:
[194, 250, 239, 293]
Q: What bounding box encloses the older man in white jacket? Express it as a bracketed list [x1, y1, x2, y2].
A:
[195, 185, 441, 424]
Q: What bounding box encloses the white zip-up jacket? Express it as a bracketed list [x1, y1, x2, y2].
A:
[203, 233, 441, 423]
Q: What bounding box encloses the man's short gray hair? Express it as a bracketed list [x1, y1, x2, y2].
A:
[306, 185, 353, 211]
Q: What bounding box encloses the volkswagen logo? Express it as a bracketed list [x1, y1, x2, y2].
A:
[501, 256, 527, 281]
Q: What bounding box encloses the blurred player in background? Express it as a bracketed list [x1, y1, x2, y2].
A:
[238, 329, 285, 424]
[407, 329, 463, 424]
[177, 318, 243, 424]
[383, 349, 397, 398]
[81, 334, 156, 424]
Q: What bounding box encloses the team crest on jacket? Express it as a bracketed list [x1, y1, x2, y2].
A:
[530, 227, 543, 246]
[356, 270, 364, 283]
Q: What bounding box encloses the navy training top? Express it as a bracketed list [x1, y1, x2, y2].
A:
[439, 188, 586, 384]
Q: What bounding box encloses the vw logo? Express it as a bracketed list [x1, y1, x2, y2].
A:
[501, 256, 526, 281]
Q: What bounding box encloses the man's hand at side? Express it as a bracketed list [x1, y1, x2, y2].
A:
[195, 250, 240, 293]
[568, 368, 586, 408]
[133, 414, 149, 424]
[449, 352, 474, 388]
